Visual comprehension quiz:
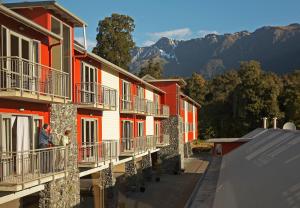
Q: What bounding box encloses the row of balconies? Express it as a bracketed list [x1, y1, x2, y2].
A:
[120, 97, 170, 117]
[0, 56, 169, 117]
[0, 135, 169, 191]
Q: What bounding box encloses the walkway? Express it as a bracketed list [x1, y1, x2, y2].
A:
[118, 155, 209, 208]
[187, 157, 222, 208]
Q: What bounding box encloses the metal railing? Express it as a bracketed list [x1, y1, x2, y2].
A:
[120, 136, 156, 155]
[146, 100, 154, 115]
[0, 56, 69, 99]
[120, 96, 154, 115]
[78, 140, 118, 165]
[156, 134, 170, 146]
[0, 146, 73, 185]
[75, 82, 117, 109]
[134, 96, 147, 114]
[120, 97, 134, 112]
[154, 104, 170, 117]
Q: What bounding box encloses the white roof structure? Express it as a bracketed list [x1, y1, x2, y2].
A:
[213, 128, 300, 208]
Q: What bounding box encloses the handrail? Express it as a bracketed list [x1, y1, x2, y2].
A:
[75, 82, 117, 108]
[78, 140, 118, 164]
[0, 56, 69, 98]
[120, 135, 156, 155]
[0, 56, 67, 74]
[0, 145, 74, 185]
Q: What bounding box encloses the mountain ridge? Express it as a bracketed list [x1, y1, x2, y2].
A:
[130, 23, 300, 78]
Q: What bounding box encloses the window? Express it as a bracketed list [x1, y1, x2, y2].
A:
[0, 115, 12, 155]
[51, 17, 61, 35]
[62, 24, 71, 74]
[81, 62, 97, 103]
[0, 114, 42, 154]
[0, 26, 8, 88]
[122, 120, 133, 138]
[51, 16, 72, 83]
[122, 81, 131, 101]
[154, 122, 160, 136]
[154, 94, 159, 113]
[137, 122, 144, 137]
[81, 119, 98, 145]
[137, 86, 144, 98]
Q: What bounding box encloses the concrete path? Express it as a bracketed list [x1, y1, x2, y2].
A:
[118, 156, 209, 208]
[187, 157, 222, 208]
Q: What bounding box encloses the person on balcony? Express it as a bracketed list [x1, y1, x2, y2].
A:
[39, 123, 53, 173]
[58, 130, 71, 170]
[60, 130, 71, 146]
[39, 124, 52, 148]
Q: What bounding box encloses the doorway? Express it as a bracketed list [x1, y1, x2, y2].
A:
[81, 119, 98, 161]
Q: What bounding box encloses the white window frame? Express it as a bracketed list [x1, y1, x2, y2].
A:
[122, 120, 133, 139]
[0, 113, 43, 155]
[122, 80, 131, 101]
[137, 121, 144, 137]
[81, 118, 98, 145]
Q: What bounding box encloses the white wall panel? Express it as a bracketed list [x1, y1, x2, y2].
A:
[101, 66, 120, 141]
[146, 87, 154, 135]
[184, 101, 188, 143]
[193, 106, 196, 140]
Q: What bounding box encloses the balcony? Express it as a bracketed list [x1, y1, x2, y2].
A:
[120, 136, 157, 157]
[154, 105, 170, 118]
[156, 134, 170, 147]
[0, 146, 73, 191]
[120, 96, 153, 115]
[75, 83, 117, 111]
[0, 57, 69, 103]
[78, 140, 118, 168]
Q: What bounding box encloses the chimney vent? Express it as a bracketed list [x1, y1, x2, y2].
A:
[273, 117, 277, 129]
[263, 117, 268, 129]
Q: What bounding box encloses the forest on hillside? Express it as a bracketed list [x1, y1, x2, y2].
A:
[183, 60, 300, 139]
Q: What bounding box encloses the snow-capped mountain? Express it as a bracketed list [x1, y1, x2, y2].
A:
[130, 23, 300, 78]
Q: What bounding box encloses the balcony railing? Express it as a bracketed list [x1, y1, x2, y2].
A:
[154, 105, 170, 118]
[0, 56, 69, 101]
[134, 96, 147, 114]
[120, 136, 156, 156]
[156, 134, 170, 147]
[78, 140, 118, 166]
[0, 146, 73, 190]
[75, 82, 117, 110]
[120, 96, 155, 115]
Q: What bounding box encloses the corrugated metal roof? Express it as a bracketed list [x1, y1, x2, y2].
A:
[213, 129, 300, 208]
[241, 128, 268, 138]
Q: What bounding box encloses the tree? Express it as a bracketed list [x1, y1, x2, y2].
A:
[279, 70, 300, 128]
[93, 13, 135, 70]
[138, 58, 164, 79]
[234, 61, 282, 135]
[184, 73, 207, 106]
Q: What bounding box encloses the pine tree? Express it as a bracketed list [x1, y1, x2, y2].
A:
[138, 58, 164, 79]
[93, 14, 135, 70]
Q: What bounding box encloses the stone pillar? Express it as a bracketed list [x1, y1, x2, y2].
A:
[39, 104, 80, 208]
[141, 151, 152, 181]
[125, 158, 139, 192]
[101, 163, 117, 208]
[159, 115, 184, 173]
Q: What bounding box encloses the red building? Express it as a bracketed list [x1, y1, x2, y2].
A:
[142, 75, 201, 144]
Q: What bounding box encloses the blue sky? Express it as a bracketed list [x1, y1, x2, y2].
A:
[4, 0, 300, 48]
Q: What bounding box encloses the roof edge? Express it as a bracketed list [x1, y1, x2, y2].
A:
[74, 44, 166, 94]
